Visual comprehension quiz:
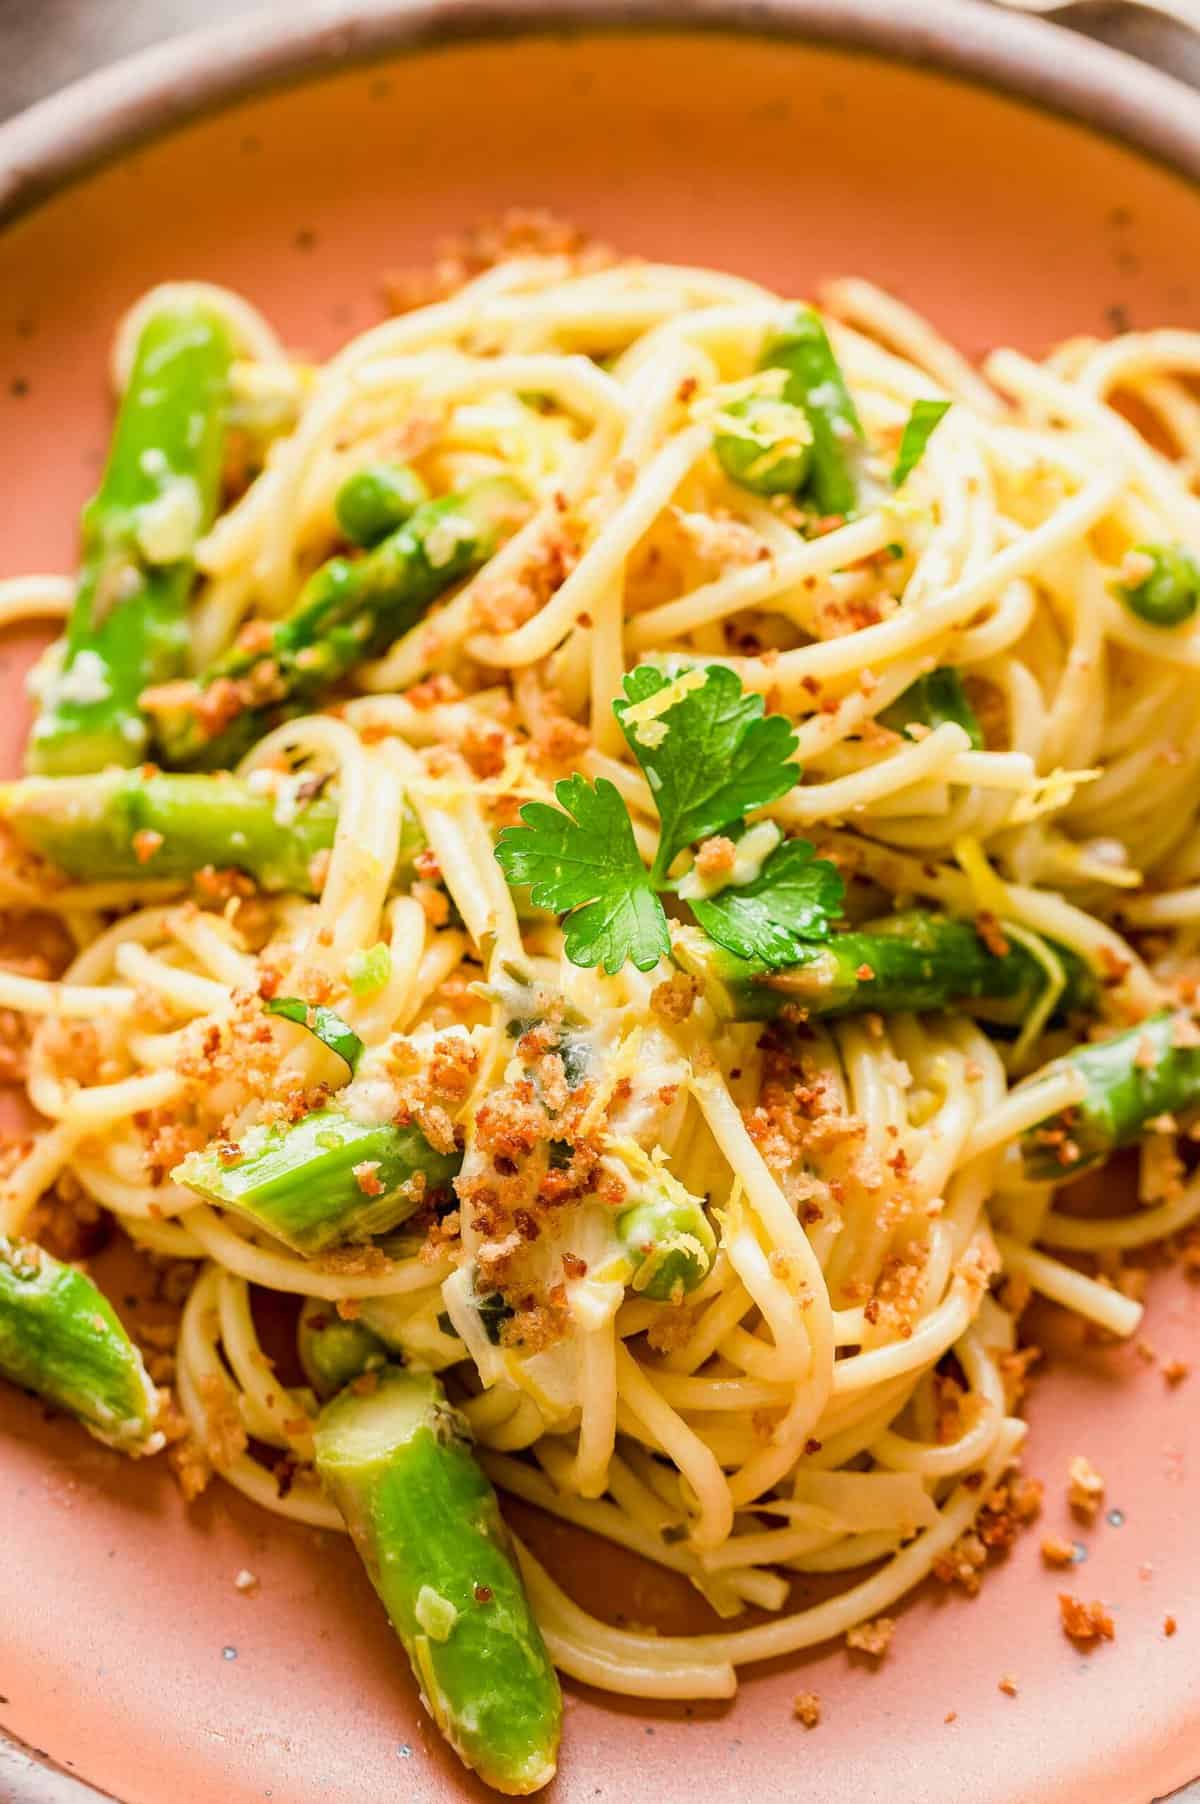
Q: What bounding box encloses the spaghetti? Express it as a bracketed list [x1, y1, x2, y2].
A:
[4, 249, 1200, 1724]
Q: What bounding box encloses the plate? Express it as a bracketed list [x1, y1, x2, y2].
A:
[2, 7, 1200, 1801]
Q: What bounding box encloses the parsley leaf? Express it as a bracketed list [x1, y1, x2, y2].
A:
[614, 665, 800, 883]
[495, 774, 669, 974]
[892, 399, 951, 488]
[689, 838, 845, 965]
[266, 997, 363, 1071]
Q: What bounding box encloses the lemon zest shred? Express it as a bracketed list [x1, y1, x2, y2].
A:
[952, 836, 1011, 917]
[620, 668, 708, 748]
[1007, 766, 1101, 825]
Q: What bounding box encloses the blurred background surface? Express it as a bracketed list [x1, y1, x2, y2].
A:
[0, 0, 1198, 120]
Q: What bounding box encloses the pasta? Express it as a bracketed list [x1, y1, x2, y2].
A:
[3, 240, 1200, 1789]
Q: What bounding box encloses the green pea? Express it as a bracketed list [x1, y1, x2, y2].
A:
[334, 463, 429, 548]
[713, 395, 814, 496]
[616, 1181, 716, 1301]
[1114, 542, 1200, 628]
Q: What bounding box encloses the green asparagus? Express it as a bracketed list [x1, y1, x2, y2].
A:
[314, 1368, 561, 1794]
[335, 463, 429, 547]
[712, 394, 814, 496]
[1113, 542, 1200, 628]
[615, 1167, 716, 1300]
[175, 1109, 461, 1254]
[1022, 1011, 1200, 1181]
[0, 768, 424, 894]
[28, 302, 234, 776]
[298, 1296, 388, 1398]
[0, 1238, 160, 1453]
[674, 911, 1098, 1024]
[879, 668, 983, 749]
[760, 307, 866, 516]
[148, 476, 527, 767]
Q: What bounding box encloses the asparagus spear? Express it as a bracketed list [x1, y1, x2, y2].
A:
[175, 1109, 461, 1254]
[148, 476, 527, 768]
[335, 462, 429, 548]
[28, 302, 234, 776]
[615, 1167, 716, 1300]
[314, 1367, 561, 1795]
[298, 1296, 388, 1398]
[0, 769, 424, 895]
[1022, 1011, 1200, 1181]
[0, 1238, 161, 1454]
[674, 912, 1097, 1024]
[760, 307, 866, 516]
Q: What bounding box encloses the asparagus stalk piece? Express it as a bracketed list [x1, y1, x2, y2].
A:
[0, 1238, 161, 1454]
[760, 307, 866, 517]
[298, 1296, 388, 1399]
[28, 302, 234, 776]
[614, 1166, 716, 1300]
[674, 912, 1098, 1024]
[0, 769, 424, 894]
[1022, 1011, 1200, 1181]
[175, 1109, 461, 1254]
[335, 462, 429, 548]
[148, 476, 528, 768]
[314, 1368, 561, 1795]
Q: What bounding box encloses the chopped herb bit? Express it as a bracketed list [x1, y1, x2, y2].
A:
[477, 1292, 515, 1345]
[346, 942, 392, 996]
[891, 398, 951, 487]
[880, 668, 982, 749]
[266, 997, 364, 1071]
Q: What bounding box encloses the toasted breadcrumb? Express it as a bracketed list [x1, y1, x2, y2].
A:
[1058, 1593, 1115, 1645]
[1041, 1534, 1077, 1568]
[998, 1676, 1018, 1697]
[792, 1691, 821, 1727]
[1164, 1615, 1178, 1637]
[234, 1569, 260, 1596]
[846, 1616, 895, 1659]
[944, 1710, 957, 1725]
[1162, 1357, 1190, 1387]
[1067, 1454, 1105, 1522]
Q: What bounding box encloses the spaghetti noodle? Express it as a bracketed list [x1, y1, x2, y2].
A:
[4, 248, 1200, 1736]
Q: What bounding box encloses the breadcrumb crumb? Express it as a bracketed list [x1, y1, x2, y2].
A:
[234, 1569, 260, 1595]
[1041, 1534, 1077, 1568]
[792, 1691, 821, 1727]
[1058, 1593, 1115, 1645]
[846, 1616, 895, 1659]
[1164, 1615, 1177, 1637]
[998, 1675, 1018, 1697]
[1067, 1454, 1105, 1522]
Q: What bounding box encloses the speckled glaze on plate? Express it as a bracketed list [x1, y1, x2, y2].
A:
[1, 6, 1200, 1802]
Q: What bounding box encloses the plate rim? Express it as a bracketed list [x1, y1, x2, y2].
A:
[2, 0, 1200, 1799]
[1, 0, 1200, 226]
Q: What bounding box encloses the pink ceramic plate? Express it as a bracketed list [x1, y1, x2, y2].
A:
[2, 5, 1200, 1801]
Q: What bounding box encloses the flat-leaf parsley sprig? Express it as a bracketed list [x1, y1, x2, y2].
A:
[495, 664, 844, 974]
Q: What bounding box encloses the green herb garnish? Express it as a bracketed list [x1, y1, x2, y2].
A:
[266, 997, 364, 1071]
[880, 667, 982, 749]
[496, 665, 843, 975]
[891, 399, 951, 488]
